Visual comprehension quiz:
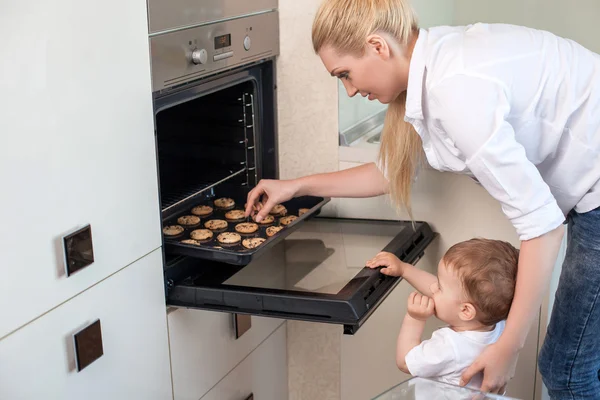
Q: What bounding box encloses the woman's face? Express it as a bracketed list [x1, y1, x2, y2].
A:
[318, 33, 412, 104]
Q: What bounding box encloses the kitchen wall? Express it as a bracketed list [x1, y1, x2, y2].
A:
[277, 0, 339, 182]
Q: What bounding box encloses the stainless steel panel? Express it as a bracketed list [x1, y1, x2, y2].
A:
[150, 11, 279, 91]
[148, 0, 278, 34]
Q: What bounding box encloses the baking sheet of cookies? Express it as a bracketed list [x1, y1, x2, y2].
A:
[162, 195, 330, 265]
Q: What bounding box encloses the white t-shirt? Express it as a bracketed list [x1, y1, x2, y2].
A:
[400, 23, 600, 241]
[405, 320, 505, 389]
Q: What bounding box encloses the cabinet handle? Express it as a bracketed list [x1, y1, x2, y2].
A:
[63, 224, 94, 276]
[244, 394, 254, 400]
[233, 313, 252, 339]
[73, 319, 104, 372]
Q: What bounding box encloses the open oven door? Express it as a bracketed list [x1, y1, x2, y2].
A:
[164, 217, 437, 334]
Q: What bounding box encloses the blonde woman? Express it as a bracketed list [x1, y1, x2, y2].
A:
[244, 0, 600, 397]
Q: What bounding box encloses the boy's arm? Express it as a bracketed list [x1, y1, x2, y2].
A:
[396, 292, 435, 373]
[402, 263, 438, 297]
[396, 313, 427, 373]
[367, 252, 438, 296]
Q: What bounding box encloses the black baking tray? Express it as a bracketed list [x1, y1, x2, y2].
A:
[163, 195, 331, 265]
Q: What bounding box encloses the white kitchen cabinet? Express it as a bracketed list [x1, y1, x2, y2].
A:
[0, 249, 172, 400]
[169, 308, 285, 400]
[201, 323, 288, 400]
[0, 0, 160, 339]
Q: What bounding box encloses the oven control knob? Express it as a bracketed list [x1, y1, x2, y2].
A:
[243, 35, 251, 51]
[191, 48, 208, 65]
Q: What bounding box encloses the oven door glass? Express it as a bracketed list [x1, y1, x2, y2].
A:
[165, 217, 436, 334]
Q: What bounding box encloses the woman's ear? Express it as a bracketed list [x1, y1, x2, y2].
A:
[458, 302, 477, 322]
[366, 34, 391, 60]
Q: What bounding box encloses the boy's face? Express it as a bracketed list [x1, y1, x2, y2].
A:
[430, 260, 470, 324]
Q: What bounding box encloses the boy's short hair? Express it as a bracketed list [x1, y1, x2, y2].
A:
[443, 238, 519, 326]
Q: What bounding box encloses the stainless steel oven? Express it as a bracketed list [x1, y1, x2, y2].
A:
[149, 3, 437, 334]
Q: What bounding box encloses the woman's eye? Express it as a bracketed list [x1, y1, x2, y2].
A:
[338, 72, 349, 80]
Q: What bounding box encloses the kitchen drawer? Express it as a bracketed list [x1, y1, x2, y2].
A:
[0, 0, 161, 339]
[0, 249, 172, 400]
[169, 308, 284, 400]
[201, 323, 288, 400]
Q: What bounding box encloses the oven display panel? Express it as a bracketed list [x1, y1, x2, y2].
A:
[214, 34, 232, 49]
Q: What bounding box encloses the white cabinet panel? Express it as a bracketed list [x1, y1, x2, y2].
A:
[202, 323, 288, 400]
[169, 309, 284, 400]
[0, 0, 161, 338]
[0, 249, 172, 400]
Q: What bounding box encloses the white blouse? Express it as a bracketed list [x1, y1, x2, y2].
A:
[404, 23, 600, 240]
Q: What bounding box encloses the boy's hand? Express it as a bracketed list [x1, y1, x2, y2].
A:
[366, 251, 409, 277]
[407, 291, 435, 321]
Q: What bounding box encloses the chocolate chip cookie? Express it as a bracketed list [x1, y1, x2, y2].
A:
[213, 197, 235, 210]
[280, 215, 298, 226]
[181, 239, 202, 246]
[266, 226, 283, 237]
[191, 205, 213, 217]
[217, 232, 242, 246]
[252, 214, 275, 225]
[204, 219, 228, 231]
[235, 222, 259, 235]
[190, 229, 214, 242]
[225, 209, 246, 222]
[269, 204, 287, 217]
[163, 225, 184, 237]
[177, 215, 201, 227]
[242, 238, 265, 249]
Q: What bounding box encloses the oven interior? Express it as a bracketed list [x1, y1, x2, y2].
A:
[156, 80, 261, 216]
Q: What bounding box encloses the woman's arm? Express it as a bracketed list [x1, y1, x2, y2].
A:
[295, 162, 388, 198]
[460, 224, 565, 392]
[246, 162, 388, 220]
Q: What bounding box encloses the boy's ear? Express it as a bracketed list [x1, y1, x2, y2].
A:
[458, 302, 477, 322]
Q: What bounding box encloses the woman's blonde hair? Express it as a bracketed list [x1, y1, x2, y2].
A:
[312, 0, 423, 217]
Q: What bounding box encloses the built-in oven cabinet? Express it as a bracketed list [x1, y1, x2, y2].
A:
[168, 308, 284, 400]
[199, 323, 288, 400]
[0, 0, 161, 340]
[0, 249, 172, 400]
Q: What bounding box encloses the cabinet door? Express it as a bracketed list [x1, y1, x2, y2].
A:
[0, 0, 160, 338]
[201, 323, 288, 400]
[169, 308, 284, 400]
[0, 249, 172, 400]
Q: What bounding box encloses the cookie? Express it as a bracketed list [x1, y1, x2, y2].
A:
[235, 222, 259, 235]
[217, 232, 242, 246]
[269, 204, 287, 217]
[181, 239, 202, 246]
[163, 225, 184, 237]
[191, 205, 213, 217]
[204, 219, 228, 231]
[214, 197, 235, 210]
[190, 229, 214, 241]
[252, 214, 275, 225]
[280, 215, 298, 226]
[242, 238, 265, 249]
[225, 209, 246, 222]
[177, 215, 201, 227]
[299, 208, 309, 216]
[266, 225, 283, 237]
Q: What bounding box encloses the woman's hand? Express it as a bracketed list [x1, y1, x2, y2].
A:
[245, 179, 300, 222]
[366, 251, 409, 277]
[460, 340, 519, 394]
